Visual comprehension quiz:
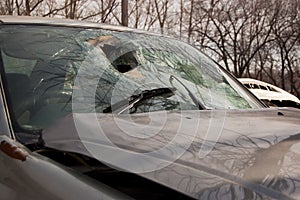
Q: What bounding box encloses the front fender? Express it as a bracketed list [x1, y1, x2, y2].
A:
[0, 135, 132, 200]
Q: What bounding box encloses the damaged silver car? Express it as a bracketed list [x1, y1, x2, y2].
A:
[0, 16, 300, 200]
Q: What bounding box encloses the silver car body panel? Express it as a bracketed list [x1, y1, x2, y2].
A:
[43, 108, 300, 199]
[0, 135, 133, 200]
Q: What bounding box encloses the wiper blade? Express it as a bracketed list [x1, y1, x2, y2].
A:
[103, 87, 176, 114]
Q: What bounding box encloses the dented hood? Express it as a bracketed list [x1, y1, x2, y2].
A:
[43, 108, 300, 199]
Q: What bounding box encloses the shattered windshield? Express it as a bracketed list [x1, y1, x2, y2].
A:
[0, 25, 263, 129]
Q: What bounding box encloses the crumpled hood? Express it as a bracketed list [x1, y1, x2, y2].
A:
[43, 108, 300, 199]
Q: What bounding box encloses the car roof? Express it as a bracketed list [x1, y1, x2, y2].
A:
[239, 78, 285, 92]
[0, 15, 158, 35]
[239, 78, 275, 86]
[239, 78, 300, 103]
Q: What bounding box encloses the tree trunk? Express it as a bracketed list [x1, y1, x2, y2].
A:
[121, 0, 128, 26]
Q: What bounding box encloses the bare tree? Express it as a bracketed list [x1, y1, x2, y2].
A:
[192, 0, 277, 78]
[187, 0, 194, 43]
[128, 0, 158, 31]
[271, 0, 300, 93]
[131, 0, 142, 28]
[153, 0, 169, 34]
[129, 0, 156, 29]
[121, 0, 128, 26]
[80, 0, 118, 23]
[64, 0, 83, 19]
[12, 0, 44, 16]
[0, 0, 14, 15]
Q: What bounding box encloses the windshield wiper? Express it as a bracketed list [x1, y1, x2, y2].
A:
[103, 87, 176, 114]
[169, 75, 205, 110]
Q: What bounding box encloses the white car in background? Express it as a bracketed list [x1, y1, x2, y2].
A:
[239, 78, 300, 108]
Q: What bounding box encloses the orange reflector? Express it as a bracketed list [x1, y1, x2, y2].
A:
[0, 140, 27, 161]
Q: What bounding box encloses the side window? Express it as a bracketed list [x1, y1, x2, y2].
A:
[267, 85, 278, 92]
[1, 50, 73, 129]
[252, 84, 259, 89]
[1, 51, 37, 126]
[259, 85, 268, 90]
[243, 83, 251, 89]
[0, 26, 98, 132]
[2, 51, 36, 75]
